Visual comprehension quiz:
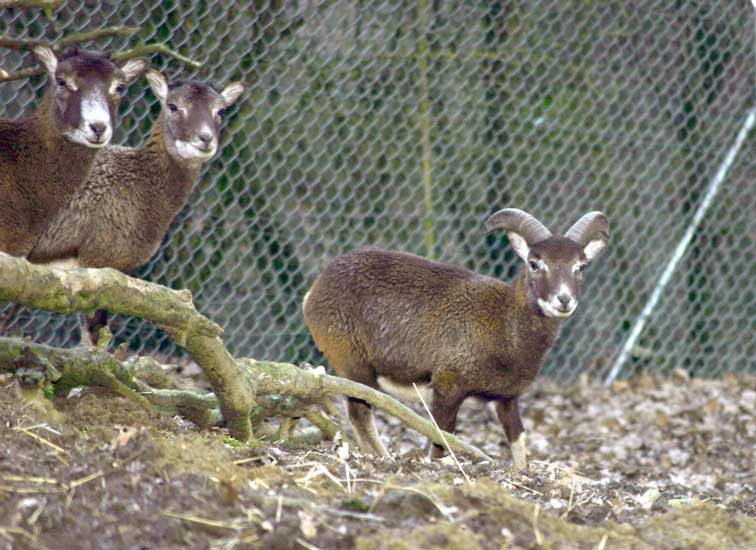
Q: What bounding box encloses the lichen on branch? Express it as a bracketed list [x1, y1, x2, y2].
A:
[0, 254, 492, 461]
[0, 252, 252, 440]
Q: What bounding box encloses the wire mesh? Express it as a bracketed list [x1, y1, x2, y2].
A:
[1, 0, 754, 381]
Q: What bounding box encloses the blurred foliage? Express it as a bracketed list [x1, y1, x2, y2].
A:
[1, 0, 753, 377]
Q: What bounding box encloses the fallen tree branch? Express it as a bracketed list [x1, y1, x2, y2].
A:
[0, 336, 493, 462]
[243, 360, 493, 462]
[0, 337, 157, 414]
[0, 252, 254, 441]
[0, 253, 220, 339]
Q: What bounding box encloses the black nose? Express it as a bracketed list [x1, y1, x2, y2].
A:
[198, 132, 213, 144]
[89, 122, 106, 137]
[557, 294, 571, 305]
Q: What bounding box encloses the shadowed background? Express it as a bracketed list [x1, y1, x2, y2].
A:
[1, 0, 753, 380]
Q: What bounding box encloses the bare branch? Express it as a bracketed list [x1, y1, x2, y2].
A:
[0, 0, 63, 9]
[0, 66, 40, 82]
[0, 36, 48, 50]
[112, 43, 203, 69]
[59, 25, 142, 47]
[0, 335, 492, 462]
[0, 27, 201, 83]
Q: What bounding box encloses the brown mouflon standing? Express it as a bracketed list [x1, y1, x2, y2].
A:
[0, 46, 147, 257]
[303, 209, 609, 468]
[28, 69, 245, 343]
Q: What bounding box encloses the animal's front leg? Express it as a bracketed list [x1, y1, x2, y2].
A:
[429, 390, 464, 459]
[495, 396, 528, 469]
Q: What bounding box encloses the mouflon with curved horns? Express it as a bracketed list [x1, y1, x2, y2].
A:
[0, 46, 147, 257]
[303, 208, 609, 468]
[28, 69, 245, 344]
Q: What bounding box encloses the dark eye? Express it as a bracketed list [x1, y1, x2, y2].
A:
[56, 78, 67, 89]
[577, 263, 586, 272]
[529, 261, 540, 271]
[115, 83, 126, 94]
[216, 108, 226, 117]
[168, 103, 178, 112]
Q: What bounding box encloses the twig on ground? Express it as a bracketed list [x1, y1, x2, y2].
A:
[13, 425, 66, 454]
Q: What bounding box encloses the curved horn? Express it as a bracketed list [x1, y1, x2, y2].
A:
[484, 208, 551, 244]
[564, 211, 609, 245]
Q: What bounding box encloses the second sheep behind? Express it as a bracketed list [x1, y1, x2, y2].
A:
[29, 69, 245, 341]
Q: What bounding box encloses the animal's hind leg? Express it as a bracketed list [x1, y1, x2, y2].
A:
[80, 309, 108, 347]
[495, 396, 527, 469]
[347, 397, 389, 457]
[307, 325, 388, 456]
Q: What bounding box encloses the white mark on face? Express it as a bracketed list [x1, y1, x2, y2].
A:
[200, 124, 214, 139]
[538, 298, 576, 319]
[377, 376, 432, 404]
[65, 90, 112, 147]
[173, 139, 217, 161]
[572, 259, 587, 273]
[540, 281, 578, 318]
[108, 80, 124, 96]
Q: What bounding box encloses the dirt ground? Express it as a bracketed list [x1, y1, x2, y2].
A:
[0, 367, 754, 550]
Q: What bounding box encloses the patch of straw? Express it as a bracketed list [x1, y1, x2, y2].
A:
[163, 511, 240, 530]
[296, 537, 322, 550]
[69, 471, 103, 489]
[13, 426, 66, 454]
[532, 503, 543, 546]
[0, 526, 36, 542]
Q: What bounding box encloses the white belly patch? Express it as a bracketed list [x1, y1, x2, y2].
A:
[377, 376, 432, 404]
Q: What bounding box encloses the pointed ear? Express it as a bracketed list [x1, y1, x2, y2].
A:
[507, 231, 531, 262]
[120, 58, 148, 83]
[32, 46, 58, 78]
[145, 69, 168, 103]
[583, 233, 608, 262]
[220, 81, 245, 107]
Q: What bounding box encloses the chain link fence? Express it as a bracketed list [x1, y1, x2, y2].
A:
[1, 1, 754, 382]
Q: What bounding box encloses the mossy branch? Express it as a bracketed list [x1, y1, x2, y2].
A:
[0, 253, 220, 338]
[0, 344, 492, 462]
[0, 254, 491, 461]
[0, 252, 253, 440]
